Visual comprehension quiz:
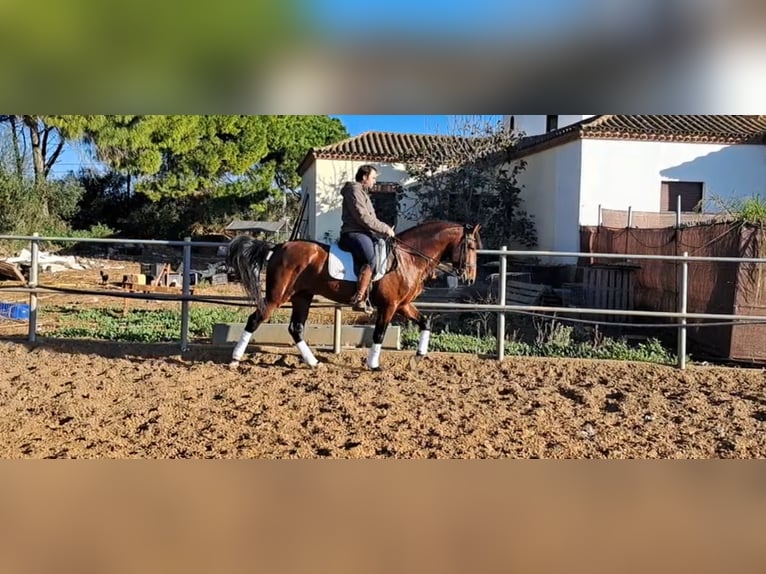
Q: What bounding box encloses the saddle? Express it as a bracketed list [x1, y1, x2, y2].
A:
[327, 237, 394, 282]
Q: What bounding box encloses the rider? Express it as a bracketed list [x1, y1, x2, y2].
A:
[338, 164, 396, 312]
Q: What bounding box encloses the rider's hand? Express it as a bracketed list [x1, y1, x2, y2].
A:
[386, 227, 396, 238]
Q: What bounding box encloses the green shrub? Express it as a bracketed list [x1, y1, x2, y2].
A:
[401, 324, 679, 366]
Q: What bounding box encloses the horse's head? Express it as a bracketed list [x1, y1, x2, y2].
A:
[395, 220, 482, 285]
[450, 223, 482, 284]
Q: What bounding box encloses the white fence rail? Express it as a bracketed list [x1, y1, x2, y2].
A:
[3, 234, 766, 370]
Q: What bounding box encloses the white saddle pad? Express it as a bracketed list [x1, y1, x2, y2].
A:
[327, 243, 387, 282]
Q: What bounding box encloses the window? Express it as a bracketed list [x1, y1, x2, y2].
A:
[371, 182, 400, 227]
[660, 181, 703, 212]
[545, 115, 559, 132]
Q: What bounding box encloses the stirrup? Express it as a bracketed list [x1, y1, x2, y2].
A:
[351, 298, 373, 314]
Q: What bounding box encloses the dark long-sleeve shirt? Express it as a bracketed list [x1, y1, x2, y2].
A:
[339, 181, 391, 235]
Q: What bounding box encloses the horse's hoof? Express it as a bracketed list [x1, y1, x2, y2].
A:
[369, 366, 384, 372]
[408, 354, 426, 370]
[309, 361, 325, 370]
[228, 360, 241, 370]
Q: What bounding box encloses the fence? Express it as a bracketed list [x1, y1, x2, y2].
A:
[4, 233, 766, 370]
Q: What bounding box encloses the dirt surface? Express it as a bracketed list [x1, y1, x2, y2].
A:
[3, 254, 766, 459]
[2, 338, 766, 459]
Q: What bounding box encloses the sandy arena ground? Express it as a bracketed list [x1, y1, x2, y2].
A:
[2, 255, 766, 459]
[2, 338, 766, 458]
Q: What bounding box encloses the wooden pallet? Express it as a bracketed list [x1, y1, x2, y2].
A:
[581, 265, 636, 322]
[0, 261, 25, 283]
[488, 278, 547, 306]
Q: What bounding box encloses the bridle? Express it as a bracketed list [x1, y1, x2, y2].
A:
[454, 225, 479, 282]
[392, 224, 478, 281]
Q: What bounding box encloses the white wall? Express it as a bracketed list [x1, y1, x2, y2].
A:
[300, 162, 317, 239]
[579, 139, 766, 226]
[516, 139, 582, 257]
[306, 159, 419, 242]
[553, 142, 583, 256]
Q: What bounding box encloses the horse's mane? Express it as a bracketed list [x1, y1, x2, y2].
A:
[396, 220, 462, 241]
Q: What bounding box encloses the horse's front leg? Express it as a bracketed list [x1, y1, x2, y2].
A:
[397, 302, 432, 367]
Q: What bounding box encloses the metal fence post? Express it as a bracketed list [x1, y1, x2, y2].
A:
[333, 305, 342, 354]
[677, 251, 689, 369]
[496, 246, 507, 360]
[28, 233, 39, 343]
[180, 236, 192, 351]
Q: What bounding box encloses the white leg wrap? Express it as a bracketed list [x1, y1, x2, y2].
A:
[296, 340, 319, 367]
[232, 330, 253, 360]
[417, 330, 431, 356]
[367, 343, 382, 369]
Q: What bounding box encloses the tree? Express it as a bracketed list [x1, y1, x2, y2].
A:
[401, 116, 537, 250]
[0, 115, 88, 226]
[56, 115, 348, 202]
[48, 115, 347, 238]
[0, 115, 84, 216]
[0, 115, 67, 184]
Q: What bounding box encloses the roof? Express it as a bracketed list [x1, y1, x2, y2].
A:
[225, 220, 288, 234]
[296, 116, 766, 174]
[296, 131, 478, 175]
[514, 115, 766, 156]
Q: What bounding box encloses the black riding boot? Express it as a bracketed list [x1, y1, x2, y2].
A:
[351, 265, 373, 314]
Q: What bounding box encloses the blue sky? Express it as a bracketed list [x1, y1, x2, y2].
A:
[305, 0, 576, 40]
[333, 115, 503, 136]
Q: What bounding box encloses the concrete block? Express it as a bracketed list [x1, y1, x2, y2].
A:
[212, 323, 401, 350]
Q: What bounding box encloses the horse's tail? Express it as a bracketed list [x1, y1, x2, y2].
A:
[227, 234, 276, 311]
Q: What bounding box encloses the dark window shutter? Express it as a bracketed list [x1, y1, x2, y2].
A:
[371, 182, 400, 227]
[661, 181, 703, 212]
[546, 115, 559, 132]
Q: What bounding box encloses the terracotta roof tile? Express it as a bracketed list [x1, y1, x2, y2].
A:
[297, 131, 478, 174]
[297, 116, 766, 174]
[515, 115, 766, 155]
[315, 131, 470, 160]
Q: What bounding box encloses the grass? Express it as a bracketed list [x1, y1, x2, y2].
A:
[44, 305, 258, 343]
[42, 304, 680, 365]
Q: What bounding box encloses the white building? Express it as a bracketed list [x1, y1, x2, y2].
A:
[296, 132, 460, 242]
[508, 114, 766, 257]
[297, 115, 766, 255]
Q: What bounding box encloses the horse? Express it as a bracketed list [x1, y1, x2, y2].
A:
[226, 220, 482, 371]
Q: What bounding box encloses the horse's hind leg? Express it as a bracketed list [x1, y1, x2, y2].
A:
[367, 305, 397, 370]
[287, 293, 319, 367]
[229, 301, 278, 368]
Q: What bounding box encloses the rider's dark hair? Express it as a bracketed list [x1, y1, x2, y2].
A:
[355, 165, 377, 182]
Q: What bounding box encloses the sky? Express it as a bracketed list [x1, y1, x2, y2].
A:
[305, 0, 578, 41]
[332, 115, 503, 136]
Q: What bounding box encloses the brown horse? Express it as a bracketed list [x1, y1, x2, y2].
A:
[226, 220, 482, 370]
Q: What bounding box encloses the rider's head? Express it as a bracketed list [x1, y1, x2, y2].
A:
[355, 165, 378, 191]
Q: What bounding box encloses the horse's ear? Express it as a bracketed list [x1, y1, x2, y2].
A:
[472, 224, 481, 236]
